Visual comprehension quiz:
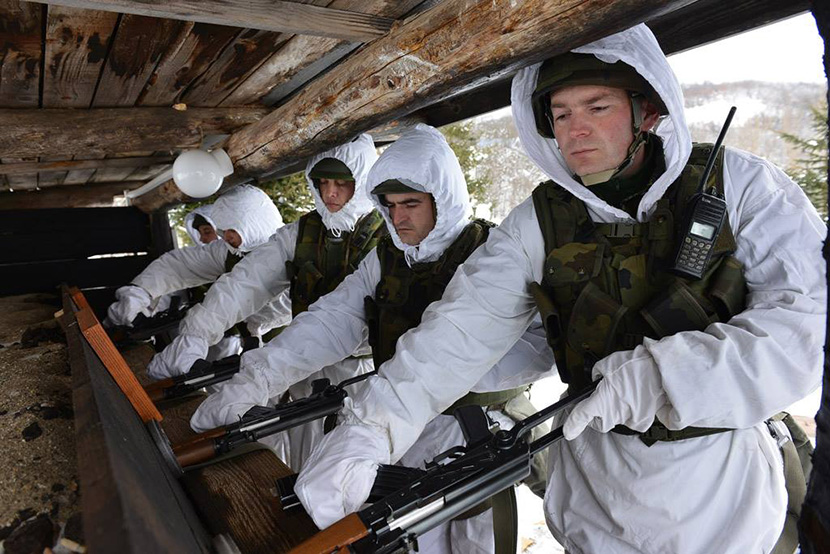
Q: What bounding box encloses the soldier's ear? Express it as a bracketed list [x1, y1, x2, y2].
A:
[640, 99, 661, 132]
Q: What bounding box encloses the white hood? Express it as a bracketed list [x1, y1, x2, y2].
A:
[211, 184, 284, 255]
[306, 133, 378, 234]
[511, 23, 692, 223]
[183, 204, 219, 246]
[368, 124, 472, 266]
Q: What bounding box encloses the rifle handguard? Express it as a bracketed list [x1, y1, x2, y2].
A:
[287, 513, 369, 554]
[143, 378, 174, 403]
[171, 427, 226, 468]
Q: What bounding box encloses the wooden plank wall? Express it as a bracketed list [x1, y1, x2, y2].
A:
[0, 207, 153, 295]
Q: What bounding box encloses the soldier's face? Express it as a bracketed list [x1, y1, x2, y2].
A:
[223, 229, 242, 248]
[383, 192, 436, 246]
[318, 178, 356, 213]
[550, 85, 656, 179]
[197, 224, 218, 244]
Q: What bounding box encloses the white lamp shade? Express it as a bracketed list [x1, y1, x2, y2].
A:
[173, 148, 234, 198]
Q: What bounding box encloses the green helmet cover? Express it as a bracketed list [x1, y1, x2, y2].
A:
[531, 52, 668, 139]
[191, 213, 210, 230]
[308, 157, 355, 182]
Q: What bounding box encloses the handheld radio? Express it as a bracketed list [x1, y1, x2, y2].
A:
[670, 106, 736, 280]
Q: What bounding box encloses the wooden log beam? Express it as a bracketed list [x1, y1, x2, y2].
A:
[28, 0, 395, 42]
[0, 181, 142, 209]
[133, 0, 805, 212]
[0, 107, 268, 158]
[0, 156, 172, 176]
[410, 0, 812, 130]
[226, 0, 695, 177]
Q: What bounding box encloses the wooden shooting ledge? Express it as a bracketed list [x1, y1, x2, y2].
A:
[59, 285, 318, 553]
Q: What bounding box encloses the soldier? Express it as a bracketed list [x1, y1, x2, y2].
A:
[294, 24, 825, 554]
[184, 204, 219, 245]
[148, 135, 387, 470]
[192, 124, 555, 553]
[104, 185, 289, 363]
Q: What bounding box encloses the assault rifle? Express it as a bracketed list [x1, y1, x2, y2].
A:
[149, 371, 377, 475]
[287, 382, 598, 554]
[108, 295, 190, 344]
[143, 354, 241, 403]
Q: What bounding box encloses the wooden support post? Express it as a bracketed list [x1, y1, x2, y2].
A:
[800, 3, 830, 552]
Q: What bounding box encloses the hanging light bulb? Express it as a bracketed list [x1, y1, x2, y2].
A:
[172, 148, 234, 198]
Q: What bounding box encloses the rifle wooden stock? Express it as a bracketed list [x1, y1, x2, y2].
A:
[144, 378, 174, 403]
[288, 513, 369, 554]
[171, 427, 226, 468]
[106, 327, 128, 343]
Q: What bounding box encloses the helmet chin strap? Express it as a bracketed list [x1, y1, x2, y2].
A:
[577, 94, 647, 186]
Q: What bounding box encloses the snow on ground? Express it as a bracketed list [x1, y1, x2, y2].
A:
[683, 94, 767, 127]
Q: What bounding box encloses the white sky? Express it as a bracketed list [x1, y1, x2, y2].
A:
[667, 13, 826, 84]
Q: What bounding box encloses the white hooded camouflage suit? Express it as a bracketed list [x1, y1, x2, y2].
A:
[155, 135, 380, 470]
[193, 125, 555, 553]
[294, 25, 825, 554]
[105, 185, 286, 350]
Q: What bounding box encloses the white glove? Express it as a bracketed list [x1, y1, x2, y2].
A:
[189, 365, 272, 432]
[147, 334, 210, 380]
[207, 335, 244, 361]
[104, 286, 153, 327]
[563, 348, 668, 440]
[295, 424, 391, 529]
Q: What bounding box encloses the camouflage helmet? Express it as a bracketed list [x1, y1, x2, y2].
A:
[531, 52, 668, 139]
[307, 157, 354, 186]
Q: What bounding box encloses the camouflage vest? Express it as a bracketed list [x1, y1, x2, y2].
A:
[287, 209, 386, 317]
[220, 251, 251, 337]
[366, 219, 525, 410]
[531, 144, 747, 443]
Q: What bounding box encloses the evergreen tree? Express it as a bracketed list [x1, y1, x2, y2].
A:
[781, 102, 828, 218]
[440, 121, 488, 205]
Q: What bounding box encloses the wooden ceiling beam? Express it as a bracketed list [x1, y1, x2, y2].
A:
[132, 0, 809, 212]
[27, 0, 394, 42]
[0, 156, 173, 176]
[0, 107, 268, 158]
[0, 181, 142, 209]
[225, 0, 694, 177]
[409, 0, 812, 130]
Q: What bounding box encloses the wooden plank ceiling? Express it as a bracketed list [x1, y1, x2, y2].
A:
[0, 0, 421, 200]
[0, 0, 812, 210]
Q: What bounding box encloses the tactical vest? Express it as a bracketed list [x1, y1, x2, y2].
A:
[366, 219, 525, 410]
[287, 210, 386, 317]
[531, 144, 747, 444]
[221, 251, 253, 338]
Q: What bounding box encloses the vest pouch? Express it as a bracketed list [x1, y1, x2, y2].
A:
[640, 280, 714, 338]
[529, 282, 563, 350]
[375, 275, 409, 308]
[364, 295, 380, 352]
[295, 261, 324, 305]
[706, 255, 746, 321]
[567, 282, 628, 361]
[542, 242, 606, 288]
